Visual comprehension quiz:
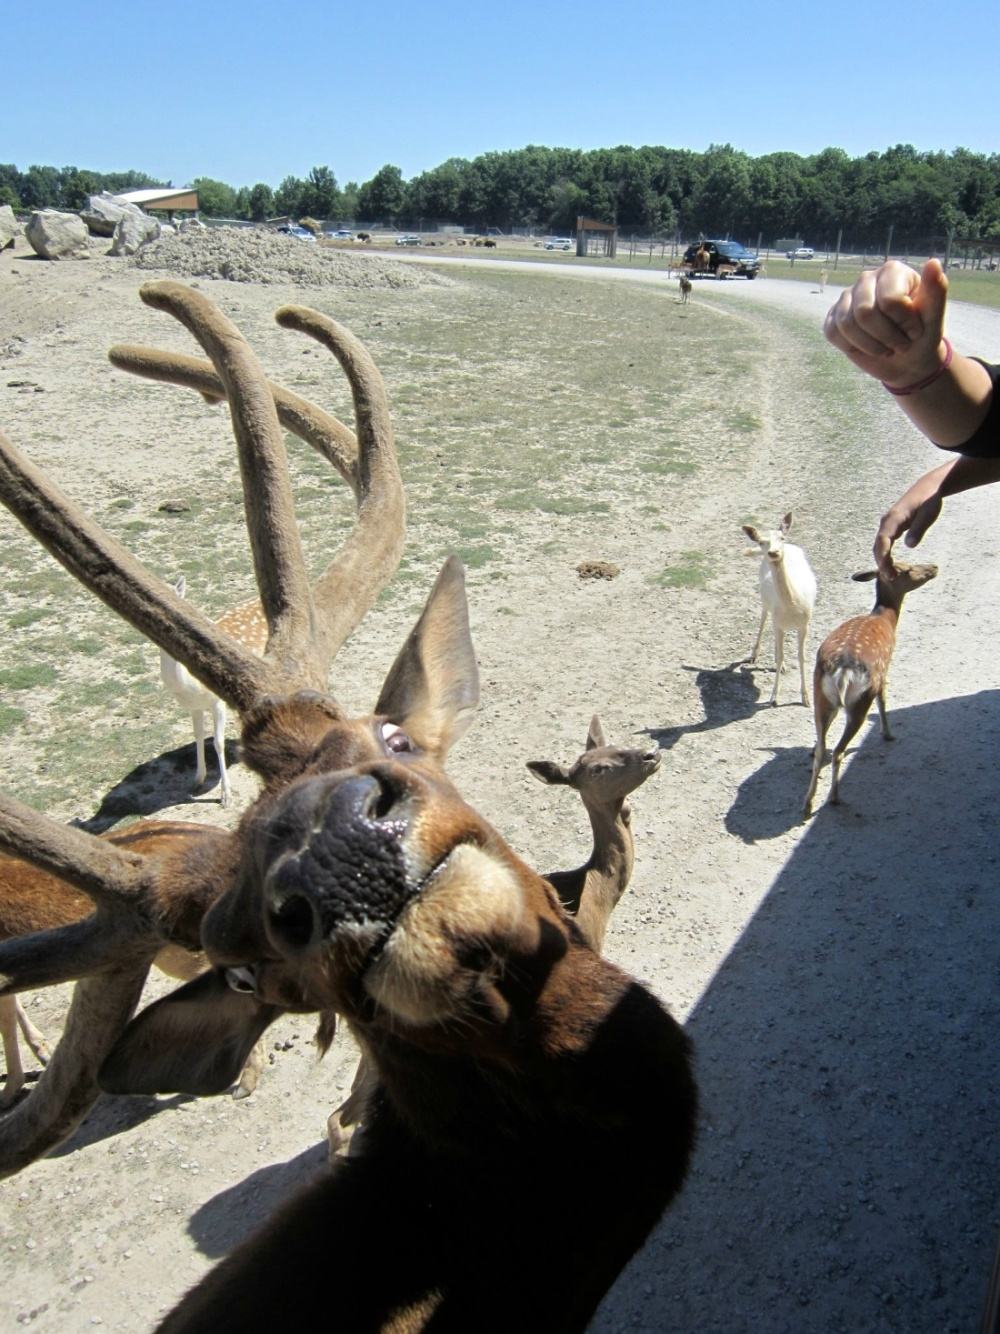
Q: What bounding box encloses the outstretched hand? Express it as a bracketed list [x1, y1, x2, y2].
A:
[873, 467, 949, 572]
[825, 259, 949, 388]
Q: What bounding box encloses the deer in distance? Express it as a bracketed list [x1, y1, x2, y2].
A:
[743, 512, 818, 706]
[527, 715, 661, 954]
[0, 282, 696, 1332]
[802, 559, 938, 816]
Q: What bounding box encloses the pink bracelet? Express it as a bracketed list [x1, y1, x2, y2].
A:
[882, 339, 953, 396]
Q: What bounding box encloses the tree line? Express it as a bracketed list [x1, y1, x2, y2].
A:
[3, 143, 999, 247]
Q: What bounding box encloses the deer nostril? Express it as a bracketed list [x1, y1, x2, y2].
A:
[268, 893, 321, 953]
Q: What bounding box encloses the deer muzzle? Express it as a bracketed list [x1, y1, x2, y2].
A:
[258, 769, 416, 958]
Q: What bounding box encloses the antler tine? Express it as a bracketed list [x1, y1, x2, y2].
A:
[0, 793, 144, 904]
[107, 345, 361, 498]
[0, 430, 275, 714]
[274, 306, 405, 664]
[0, 964, 151, 1179]
[139, 281, 321, 686]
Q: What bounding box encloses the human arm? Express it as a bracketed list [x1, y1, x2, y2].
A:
[873, 453, 1000, 571]
[824, 259, 994, 447]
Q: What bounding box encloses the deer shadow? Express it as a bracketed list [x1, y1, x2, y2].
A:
[596, 688, 1000, 1333]
[644, 663, 761, 751]
[185, 1141, 329, 1257]
[76, 740, 242, 834]
[48, 1091, 192, 1155]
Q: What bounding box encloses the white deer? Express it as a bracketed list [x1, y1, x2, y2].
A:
[743, 512, 817, 706]
[159, 577, 268, 806]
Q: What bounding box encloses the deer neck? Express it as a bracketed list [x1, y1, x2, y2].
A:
[543, 801, 634, 952]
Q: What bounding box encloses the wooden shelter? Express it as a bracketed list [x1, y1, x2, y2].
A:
[576, 217, 618, 258]
[117, 187, 200, 214]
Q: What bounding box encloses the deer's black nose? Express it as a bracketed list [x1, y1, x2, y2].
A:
[262, 771, 413, 956]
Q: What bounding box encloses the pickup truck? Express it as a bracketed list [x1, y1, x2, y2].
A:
[681, 240, 761, 279]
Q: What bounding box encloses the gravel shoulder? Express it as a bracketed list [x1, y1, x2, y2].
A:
[0, 243, 997, 1333]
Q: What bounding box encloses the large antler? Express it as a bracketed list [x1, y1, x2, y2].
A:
[0, 282, 405, 1172]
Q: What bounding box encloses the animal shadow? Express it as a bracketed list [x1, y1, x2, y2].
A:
[724, 744, 814, 842]
[49, 1092, 192, 1156]
[76, 740, 242, 833]
[644, 663, 761, 751]
[186, 1142, 329, 1257]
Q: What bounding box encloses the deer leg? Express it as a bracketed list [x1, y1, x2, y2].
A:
[796, 627, 810, 708]
[14, 998, 50, 1065]
[233, 1037, 265, 1101]
[327, 1053, 376, 1162]
[209, 697, 231, 807]
[769, 630, 784, 706]
[191, 710, 208, 788]
[0, 996, 26, 1107]
[829, 700, 871, 806]
[875, 687, 894, 741]
[802, 691, 835, 817]
[749, 608, 768, 664]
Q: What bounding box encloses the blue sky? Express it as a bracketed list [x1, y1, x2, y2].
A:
[7, 0, 996, 188]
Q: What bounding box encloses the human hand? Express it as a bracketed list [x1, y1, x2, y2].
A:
[825, 259, 949, 388]
[872, 463, 950, 571]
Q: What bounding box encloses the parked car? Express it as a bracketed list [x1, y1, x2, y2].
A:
[395, 234, 422, 246]
[544, 238, 573, 251]
[327, 229, 354, 240]
[682, 239, 761, 279]
[278, 225, 316, 241]
[786, 246, 815, 260]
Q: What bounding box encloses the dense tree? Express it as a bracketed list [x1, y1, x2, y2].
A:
[190, 177, 237, 217]
[358, 164, 405, 224]
[2, 147, 998, 248]
[248, 182, 275, 221]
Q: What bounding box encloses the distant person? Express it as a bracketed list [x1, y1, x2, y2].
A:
[824, 258, 999, 571]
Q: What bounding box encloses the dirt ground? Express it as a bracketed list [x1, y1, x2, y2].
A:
[0, 241, 998, 1333]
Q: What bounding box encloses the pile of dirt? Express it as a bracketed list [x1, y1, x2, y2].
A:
[130, 226, 452, 289]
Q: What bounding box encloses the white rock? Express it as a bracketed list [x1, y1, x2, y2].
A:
[26, 210, 91, 260]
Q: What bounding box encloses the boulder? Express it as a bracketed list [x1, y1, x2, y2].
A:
[80, 192, 132, 237]
[26, 210, 91, 260]
[179, 217, 205, 233]
[0, 204, 18, 250]
[109, 209, 160, 256]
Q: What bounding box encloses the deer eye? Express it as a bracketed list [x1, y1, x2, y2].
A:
[381, 722, 414, 754]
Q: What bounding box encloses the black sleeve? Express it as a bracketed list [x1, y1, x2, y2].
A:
[939, 359, 1000, 458]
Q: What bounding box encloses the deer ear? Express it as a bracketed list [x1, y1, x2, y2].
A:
[781, 512, 793, 533]
[586, 714, 606, 749]
[98, 971, 280, 1097]
[742, 525, 760, 543]
[851, 570, 879, 583]
[374, 556, 480, 760]
[526, 760, 570, 786]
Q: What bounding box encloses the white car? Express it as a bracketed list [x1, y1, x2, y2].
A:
[544, 238, 573, 251]
[787, 246, 815, 260]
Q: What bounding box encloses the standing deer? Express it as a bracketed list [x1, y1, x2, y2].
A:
[0, 283, 695, 1332]
[744, 512, 818, 706]
[802, 560, 938, 816]
[159, 578, 267, 807]
[527, 715, 661, 953]
[679, 274, 693, 304]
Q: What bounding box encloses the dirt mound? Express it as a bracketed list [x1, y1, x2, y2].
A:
[131, 226, 452, 289]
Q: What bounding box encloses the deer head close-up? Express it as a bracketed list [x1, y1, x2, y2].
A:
[0, 282, 696, 1332]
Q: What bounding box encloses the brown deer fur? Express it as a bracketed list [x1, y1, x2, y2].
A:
[802, 561, 938, 815]
[0, 285, 696, 1329]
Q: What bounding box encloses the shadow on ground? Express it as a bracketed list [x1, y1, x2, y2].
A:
[596, 689, 1000, 1333]
[644, 663, 762, 750]
[186, 1142, 329, 1257]
[77, 740, 241, 833]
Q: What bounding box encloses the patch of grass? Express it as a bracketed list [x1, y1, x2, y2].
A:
[0, 704, 27, 734]
[638, 458, 698, 477]
[649, 551, 714, 589]
[109, 497, 135, 510]
[0, 663, 58, 690]
[73, 637, 105, 657]
[7, 608, 55, 629]
[727, 410, 762, 432]
[455, 544, 498, 569]
[537, 497, 611, 516]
